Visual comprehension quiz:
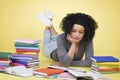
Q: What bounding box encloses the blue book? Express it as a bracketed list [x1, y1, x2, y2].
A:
[12, 60, 29, 65]
[90, 56, 119, 62]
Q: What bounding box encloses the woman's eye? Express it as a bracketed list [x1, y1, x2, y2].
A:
[72, 30, 76, 32]
[79, 32, 84, 34]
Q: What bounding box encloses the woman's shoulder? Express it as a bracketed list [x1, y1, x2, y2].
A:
[58, 33, 66, 38]
[57, 33, 66, 41]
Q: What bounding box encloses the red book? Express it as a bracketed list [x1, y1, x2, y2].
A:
[16, 49, 40, 53]
[34, 68, 64, 76]
[0, 58, 9, 61]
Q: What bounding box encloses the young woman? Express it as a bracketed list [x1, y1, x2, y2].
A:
[38, 10, 98, 67]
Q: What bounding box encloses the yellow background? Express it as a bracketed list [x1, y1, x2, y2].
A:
[0, 0, 120, 80]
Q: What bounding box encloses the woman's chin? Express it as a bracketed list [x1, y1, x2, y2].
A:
[74, 40, 81, 43]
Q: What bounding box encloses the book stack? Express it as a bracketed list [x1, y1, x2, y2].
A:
[90, 56, 120, 74]
[14, 39, 40, 53]
[0, 52, 11, 71]
[10, 39, 40, 68]
[10, 53, 39, 68]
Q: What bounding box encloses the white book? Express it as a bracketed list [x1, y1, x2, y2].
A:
[48, 65, 86, 73]
[67, 70, 112, 80]
[5, 66, 33, 77]
[14, 39, 40, 44]
[87, 72, 112, 80]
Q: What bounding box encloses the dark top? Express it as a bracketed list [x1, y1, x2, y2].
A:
[51, 33, 93, 67]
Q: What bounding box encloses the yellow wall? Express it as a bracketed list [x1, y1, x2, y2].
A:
[0, 0, 120, 59]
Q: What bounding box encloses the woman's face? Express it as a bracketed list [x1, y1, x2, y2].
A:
[70, 24, 85, 43]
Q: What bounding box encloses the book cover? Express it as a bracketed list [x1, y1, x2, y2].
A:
[11, 54, 35, 58]
[15, 46, 40, 50]
[15, 42, 39, 47]
[0, 52, 11, 59]
[96, 62, 120, 68]
[16, 49, 40, 53]
[34, 68, 64, 76]
[90, 56, 119, 62]
[98, 67, 120, 72]
[14, 39, 40, 44]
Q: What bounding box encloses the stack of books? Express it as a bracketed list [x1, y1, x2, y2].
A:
[0, 52, 11, 71]
[90, 56, 120, 73]
[14, 39, 40, 53]
[10, 53, 39, 68]
[10, 39, 40, 68]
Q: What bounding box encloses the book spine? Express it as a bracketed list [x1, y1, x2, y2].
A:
[90, 57, 97, 62]
[0, 52, 11, 59]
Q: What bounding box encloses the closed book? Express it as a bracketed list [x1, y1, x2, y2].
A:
[90, 56, 119, 62]
[0, 58, 10, 63]
[14, 39, 40, 44]
[0, 66, 7, 72]
[16, 49, 40, 53]
[15, 42, 39, 47]
[15, 46, 40, 50]
[0, 61, 10, 63]
[11, 56, 33, 60]
[12, 59, 29, 65]
[10, 62, 29, 67]
[34, 68, 64, 76]
[0, 52, 11, 59]
[98, 67, 120, 72]
[96, 62, 120, 68]
[17, 52, 38, 55]
[11, 54, 35, 58]
[0, 63, 9, 66]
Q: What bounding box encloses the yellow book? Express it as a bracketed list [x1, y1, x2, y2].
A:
[96, 62, 120, 68]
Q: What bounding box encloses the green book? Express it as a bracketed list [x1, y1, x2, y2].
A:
[0, 52, 11, 59]
[15, 42, 39, 47]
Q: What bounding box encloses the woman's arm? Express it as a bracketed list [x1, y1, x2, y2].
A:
[57, 34, 76, 67]
[70, 41, 94, 67]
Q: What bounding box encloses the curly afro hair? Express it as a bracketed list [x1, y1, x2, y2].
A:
[60, 13, 98, 43]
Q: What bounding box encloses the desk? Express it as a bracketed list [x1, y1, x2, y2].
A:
[0, 55, 119, 80]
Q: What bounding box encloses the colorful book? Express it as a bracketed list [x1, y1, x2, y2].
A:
[34, 68, 64, 76]
[14, 39, 40, 44]
[96, 62, 120, 68]
[11, 54, 35, 58]
[0, 52, 11, 59]
[90, 56, 119, 62]
[15, 42, 39, 47]
[97, 67, 120, 72]
[15, 46, 40, 50]
[16, 49, 40, 52]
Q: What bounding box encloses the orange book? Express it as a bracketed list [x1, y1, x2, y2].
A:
[98, 67, 120, 72]
[34, 68, 64, 76]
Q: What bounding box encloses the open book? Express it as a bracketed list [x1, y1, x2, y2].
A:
[48, 66, 112, 80]
[5, 66, 33, 77]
